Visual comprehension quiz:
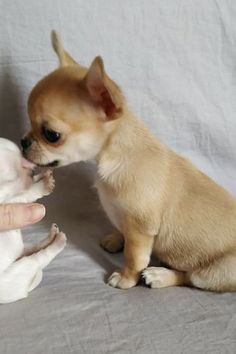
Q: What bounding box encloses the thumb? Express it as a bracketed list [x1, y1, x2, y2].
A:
[0, 203, 46, 231]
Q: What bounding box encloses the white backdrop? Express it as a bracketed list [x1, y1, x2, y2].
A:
[0, 0, 236, 194]
[0, 2, 236, 353]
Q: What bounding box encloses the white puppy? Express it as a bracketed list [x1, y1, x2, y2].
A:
[0, 138, 66, 304]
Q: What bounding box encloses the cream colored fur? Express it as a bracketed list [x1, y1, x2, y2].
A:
[23, 31, 236, 292]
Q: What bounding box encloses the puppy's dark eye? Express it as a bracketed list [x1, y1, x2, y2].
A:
[42, 126, 61, 143]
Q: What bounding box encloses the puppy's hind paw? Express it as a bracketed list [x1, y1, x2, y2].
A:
[53, 232, 67, 251]
[48, 223, 59, 242]
[100, 233, 124, 253]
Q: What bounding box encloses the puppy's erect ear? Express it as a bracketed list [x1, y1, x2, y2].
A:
[51, 30, 77, 67]
[85, 56, 123, 120]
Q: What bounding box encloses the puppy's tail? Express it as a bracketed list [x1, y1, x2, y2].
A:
[51, 30, 77, 66]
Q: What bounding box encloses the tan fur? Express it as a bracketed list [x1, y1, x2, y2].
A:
[24, 31, 236, 292]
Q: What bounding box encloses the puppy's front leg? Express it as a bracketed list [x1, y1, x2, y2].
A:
[23, 224, 59, 257]
[9, 170, 55, 203]
[108, 230, 154, 289]
[26, 170, 55, 201]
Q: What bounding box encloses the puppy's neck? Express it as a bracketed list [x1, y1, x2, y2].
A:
[96, 110, 163, 182]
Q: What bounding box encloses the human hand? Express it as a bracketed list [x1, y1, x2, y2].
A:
[0, 203, 46, 232]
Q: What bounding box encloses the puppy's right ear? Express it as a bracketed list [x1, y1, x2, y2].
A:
[51, 30, 77, 67]
[85, 56, 124, 120]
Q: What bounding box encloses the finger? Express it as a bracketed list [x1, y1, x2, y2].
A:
[0, 203, 46, 231]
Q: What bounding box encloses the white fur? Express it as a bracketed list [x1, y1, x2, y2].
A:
[0, 138, 66, 304]
[96, 179, 122, 232]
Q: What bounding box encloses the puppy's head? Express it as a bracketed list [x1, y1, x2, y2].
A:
[23, 31, 125, 167]
[0, 138, 35, 202]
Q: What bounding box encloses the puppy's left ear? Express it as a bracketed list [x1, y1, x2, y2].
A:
[51, 30, 77, 66]
[85, 56, 123, 120]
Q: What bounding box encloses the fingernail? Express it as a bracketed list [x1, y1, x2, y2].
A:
[26, 204, 46, 223]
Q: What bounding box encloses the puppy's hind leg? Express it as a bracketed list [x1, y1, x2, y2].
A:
[28, 269, 43, 292]
[23, 224, 60, 257]
[100, 229, 124, 253]
[0, 257, 41, 303]
[0, 231, 67, 304]
[26, 231, 66, 292]
[27, 231, 66, 269]
[187, 255, 236, 292]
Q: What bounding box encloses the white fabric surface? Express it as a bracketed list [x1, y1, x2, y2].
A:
[0, 1, 236, 353]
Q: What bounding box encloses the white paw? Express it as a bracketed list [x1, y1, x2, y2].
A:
[35, 169, 55, 196]
[142, 267, 177, 288]
[108, 271, 137, 289]
[49, 223, 59, 241]
[35, 223, 60, 250]
[53, 232, 67, 250]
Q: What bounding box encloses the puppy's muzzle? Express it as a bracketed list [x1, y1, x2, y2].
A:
[21, 137, 32, 150]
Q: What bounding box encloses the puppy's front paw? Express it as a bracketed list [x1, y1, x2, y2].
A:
[41, 170, 55, 196]
[108, 271, 138, 289]
[141, 267, 184, 288]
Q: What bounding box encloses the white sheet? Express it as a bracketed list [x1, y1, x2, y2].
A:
[0, 1, 236, 353]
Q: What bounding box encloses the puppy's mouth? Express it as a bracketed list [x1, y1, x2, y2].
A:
[22, 150, 59, 168]
[36, 160, 59, 168]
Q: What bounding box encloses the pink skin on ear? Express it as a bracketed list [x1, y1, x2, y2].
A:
[86, 56, 121, 120]
[101, 90, 118, 118]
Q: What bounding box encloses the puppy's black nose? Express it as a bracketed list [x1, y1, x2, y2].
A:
[21, 137, 32, 149]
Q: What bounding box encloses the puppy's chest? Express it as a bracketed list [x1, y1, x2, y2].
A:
[96, 180, 123, 232]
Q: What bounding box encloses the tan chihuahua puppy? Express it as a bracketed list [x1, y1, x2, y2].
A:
[22, 32, 236, 292]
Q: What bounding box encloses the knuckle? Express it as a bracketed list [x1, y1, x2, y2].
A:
[3, 204, 14, 228]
